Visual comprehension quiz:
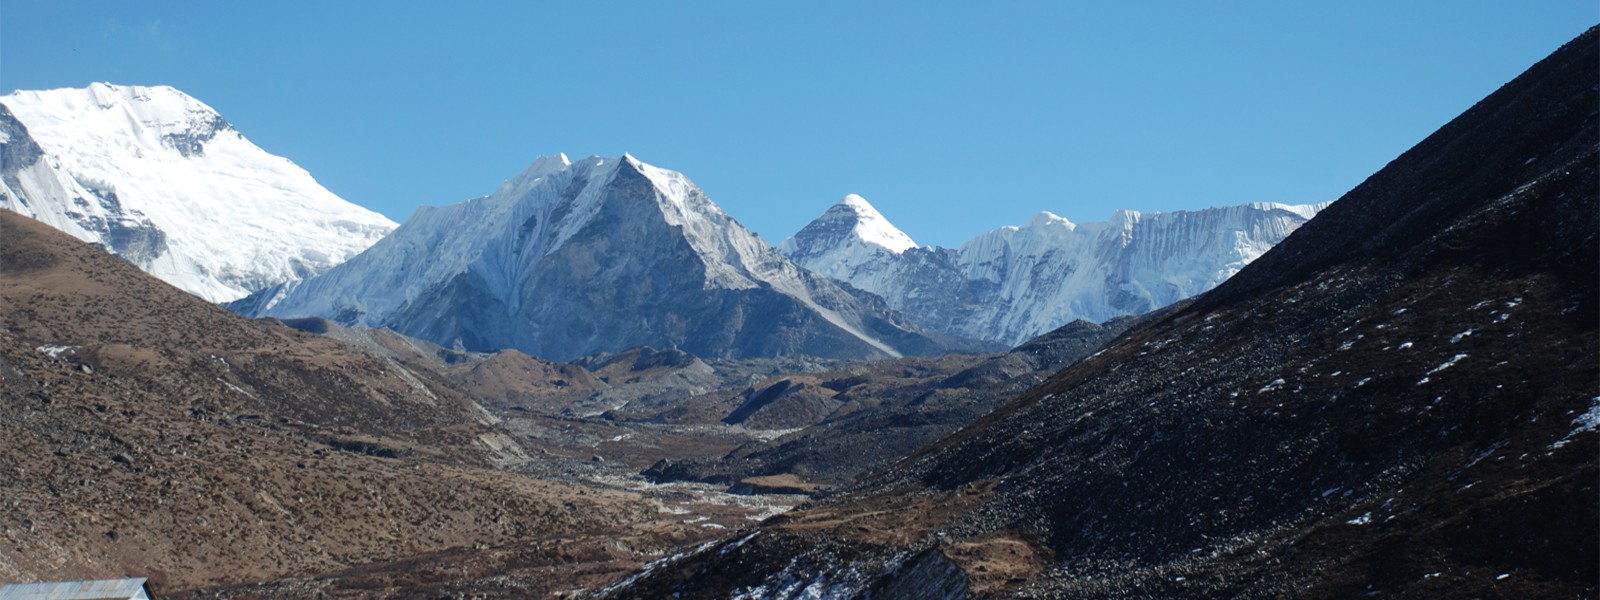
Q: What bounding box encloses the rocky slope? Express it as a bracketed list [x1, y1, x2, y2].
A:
[0, 83, 396, 302]
[607, 26, 1599, 599]
[640, 316, 1143, 488]
[0, 209, 722, 595]
[781, 194, 1323, 345]
[236, 154, 964, 361]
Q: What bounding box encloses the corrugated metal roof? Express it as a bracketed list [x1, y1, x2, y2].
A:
[0, 578, 151, 600]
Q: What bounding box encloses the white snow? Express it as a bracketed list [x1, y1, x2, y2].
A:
[1551, 397, 1600, 450]
[721, 531, 760, 556]
[0, 83, 396, 302]
[252, 153, 909, 358]
[1571, 399, 1600, 436]
[35, 344, 73, 358]
[1428, 354, 1469, 375]
[837, 194, 917, 253]
[1417, 353, 1469, 385]
[781, 198, 1328, 344]
[775, 193, 919, 285]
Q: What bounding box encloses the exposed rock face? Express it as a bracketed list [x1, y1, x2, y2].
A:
[240, 154, 963, 361]
[781, 193, 1323, 345]
[607, 26, 1599, 599]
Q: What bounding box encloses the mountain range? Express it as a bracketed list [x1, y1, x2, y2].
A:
[0, 24, 1592, 600]
[0, 84, 1325, 359]
[0, 83, 395, 302]
[226, 152, 1322, 359]
[780, 194, 1325, 344]
[231, 153, 958, 361]
[611, 25, 1599, 599]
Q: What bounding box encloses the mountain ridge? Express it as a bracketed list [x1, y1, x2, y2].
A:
[608, 25, 1599, 599]
[780, 193, 1327, 344]
[0, 82, 396, 302]
[237, 153, 962, 361]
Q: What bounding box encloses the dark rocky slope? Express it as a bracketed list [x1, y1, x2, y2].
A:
[642, 316, 1142, 488]
[608, 26, 1598, 599]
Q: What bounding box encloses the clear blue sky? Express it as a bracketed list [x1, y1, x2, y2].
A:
[3, 2, 1593, 248]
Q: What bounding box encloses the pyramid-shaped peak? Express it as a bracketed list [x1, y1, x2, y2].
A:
[837, 193, 878, 212]
[825, 194, 916, 253]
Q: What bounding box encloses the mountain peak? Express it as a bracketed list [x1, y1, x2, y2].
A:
[514, 152, 572, 181]
[836, 193, 874, 211]
[247, 155, 948, 361]
[0, 83, 395, 302]
[1025, 210, 1074, 229]
[826, 193, 917, 253]
[537, 152, 573, 170]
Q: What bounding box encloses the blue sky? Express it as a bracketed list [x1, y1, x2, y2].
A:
[3, 2, 1593, 247]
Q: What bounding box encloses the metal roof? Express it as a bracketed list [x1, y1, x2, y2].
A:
[0, 578, 152, 600]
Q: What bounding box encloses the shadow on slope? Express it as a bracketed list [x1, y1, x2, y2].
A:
[608, 26, 1599, 600]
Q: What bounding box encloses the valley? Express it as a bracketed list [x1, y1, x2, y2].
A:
[0, 16, 1593, 600]
[0, 206, 1128, 596]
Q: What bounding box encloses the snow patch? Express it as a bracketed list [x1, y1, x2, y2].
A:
[1428, 354, 1469, 375]
[1550, 396, 1600, 450]
[35, 344, 73, 358]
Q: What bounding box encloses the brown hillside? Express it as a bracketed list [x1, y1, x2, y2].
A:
[0, 210, 672, 593]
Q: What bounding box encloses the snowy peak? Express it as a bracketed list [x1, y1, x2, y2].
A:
[7, 83, 231, 158]
[0, 83, 396, 302]
[244, 153, 950, 361]
[783, 199, 1327, 344]
[832, 194, 918, 253]
[776, 194, 921, 285]
[1026, 210, 1074, 229]
[521, 152, 573, 181]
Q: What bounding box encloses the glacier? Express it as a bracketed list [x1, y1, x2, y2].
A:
[0, 83, 396, 302]
[780, 195, 1328, 345]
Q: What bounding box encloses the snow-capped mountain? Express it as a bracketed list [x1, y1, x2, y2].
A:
[0, 83, 396, 302]
[781, 195, 1327, 345]
[776, 193, 917, 280]
[234, 153, 953, 361]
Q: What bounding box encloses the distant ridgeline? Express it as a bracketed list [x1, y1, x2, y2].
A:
[2, 84, 1320, 359]
[780, 195, 1325, 345]
[608, 25, 1600, 599]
